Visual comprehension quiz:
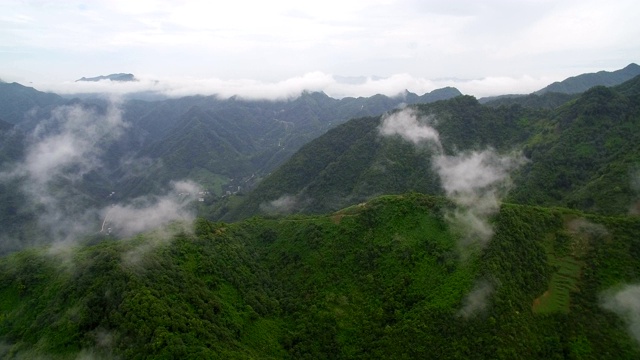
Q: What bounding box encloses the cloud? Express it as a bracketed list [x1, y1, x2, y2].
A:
[1, 0, 637, 98]
[0, 101, 127, 246]
[0, 99, 198, 255]
[566, 218, 609, 239]
[457, 279, 494, 318]
[260, 194, 299, 215]
[602, 284, 640, 344]
[25, 71, 560, 101]
[434, 149, 525, 250]
[21, 101, 125, 183]
[379, 108, 442, 149]
[379, 108, 524, 253]
[103, 180, 200, 238]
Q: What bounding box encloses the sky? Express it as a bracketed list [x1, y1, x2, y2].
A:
[0, 0, 639, 98]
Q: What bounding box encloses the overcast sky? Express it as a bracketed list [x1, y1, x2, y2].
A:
[1, 0, 638, 98]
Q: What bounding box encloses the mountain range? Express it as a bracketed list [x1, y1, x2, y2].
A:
[221, 74, 640, 221]
[0, 64, 639, 358]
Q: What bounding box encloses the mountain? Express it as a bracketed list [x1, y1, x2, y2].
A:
[0, 83, 462, 249]
[0, 194, 639, 358]
[75, 73, 137, 82]
[509, 83, 640, 214]
[481, 92, 577, 109]
[111, 87, 463, 200]
[0, 82, 65, 124]
[535, 63, 640, 94]
[224, 75, 640, 220]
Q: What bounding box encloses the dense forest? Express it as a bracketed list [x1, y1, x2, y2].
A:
[221, 76, 640, 220]
[1, 194, 639, 358]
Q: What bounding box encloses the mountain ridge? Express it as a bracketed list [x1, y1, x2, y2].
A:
[535, 63, 640, 94]
[75, 73, 137, 82]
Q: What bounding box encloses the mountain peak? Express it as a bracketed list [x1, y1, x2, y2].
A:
[75, 73, 136, 82]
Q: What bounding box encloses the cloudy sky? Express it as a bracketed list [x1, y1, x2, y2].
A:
[1, 0, 638, 98]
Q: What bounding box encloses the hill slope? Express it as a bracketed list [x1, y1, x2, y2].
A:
[225, 76, 640, 220]
[0, 194, 639, 358]
[536, 63, 640, 94]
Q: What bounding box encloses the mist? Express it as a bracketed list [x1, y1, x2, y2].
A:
[379, 108, 524, 253]
[103, 180, 200, 238]
[434, 149, 525, 251]
[457, 279, 495, 319]
[260, 194, 300, 215]
[29, 72, 554, 101]
[602, 284, 640, 344]
[0, 100, 200, 254]
[0, 101, 127, 247]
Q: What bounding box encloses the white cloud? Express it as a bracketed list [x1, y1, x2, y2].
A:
[103, 180, 200, 238]
[260, 194, 300, 215]
[602, 284, 640, 344]
[379, 108, 525, 253]
[0, 102, 127, 245]
[379, 108, 442, 147]
[1, 0, 637, 91]
[457, 279, 494, 318]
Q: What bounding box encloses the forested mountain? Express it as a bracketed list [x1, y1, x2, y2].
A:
[535, 63, 640, 94]
[1, 194, 639, 358]
[479, 63, 640, 109]
[1, 65, 640, 358]
[481, 92, 577, 109]
[0, 83, 461, 251]
[223, 75, 640, 220]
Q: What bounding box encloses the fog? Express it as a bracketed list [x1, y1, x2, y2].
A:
[0, 100, 200, 254]
[379, 108, 524, 253]
[29, 72, 555, 101]
[602, 284, 640, 344]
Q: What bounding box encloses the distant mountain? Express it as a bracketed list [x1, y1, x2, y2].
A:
[482, 92, 577, 109]
[0, 82, 65, 124]
[223, 75, 640, 220]
[76, 73, 137, 82]
[535, 63, 640, 94]
[114, 88, 462, 200]
[0, 83, 462, 246]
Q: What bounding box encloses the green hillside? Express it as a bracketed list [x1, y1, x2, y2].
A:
[0, 194, 639, 358]
[223, 76, 640, 220]
[536, 63, 640, 94]
[0, 84, 461, 248]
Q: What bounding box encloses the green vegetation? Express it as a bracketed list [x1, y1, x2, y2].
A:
[535, 63, 640, 94]
[1, 194, 639, 358]
[225, 75, 640, 220]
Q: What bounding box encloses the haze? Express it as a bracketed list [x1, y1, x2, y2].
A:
[1, 0, 639, 98]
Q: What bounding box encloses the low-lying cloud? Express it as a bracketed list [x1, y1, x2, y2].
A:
[379, 109, 442, 150]
[0, 101, 127, 247]
[435, 149, 524, 250]
[457, 279, 495, 319]
[260, 194, 300, 215]
[103, 180, 200, 238]
[601, 284, 640, 344]
[0, 100, 200, 254]
[29, 72, 554, 101]
[379, 108, 524, 253]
